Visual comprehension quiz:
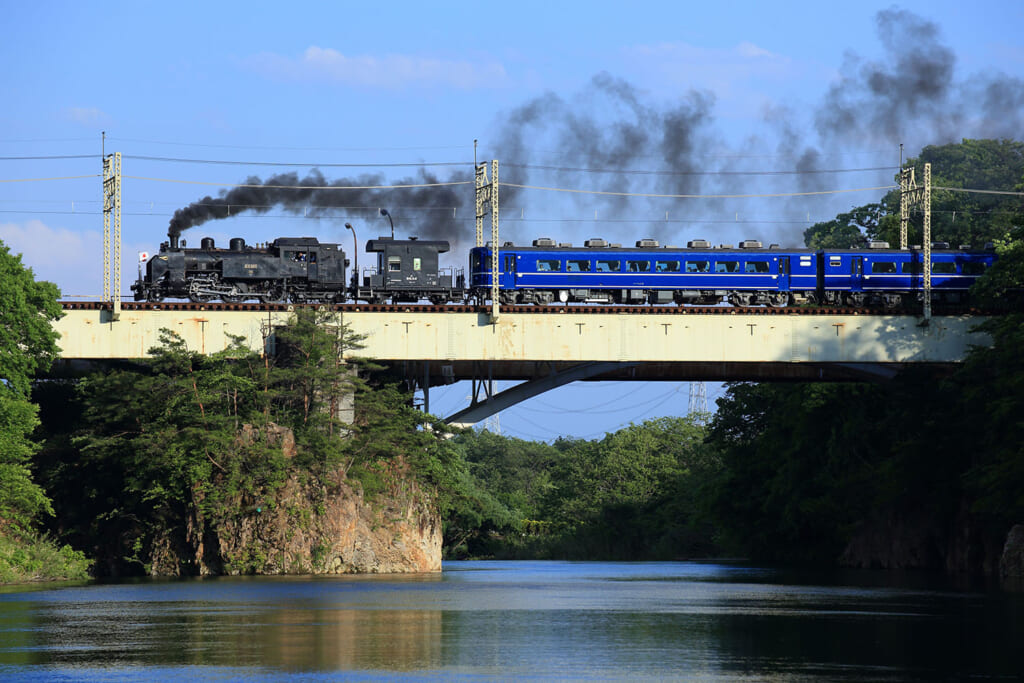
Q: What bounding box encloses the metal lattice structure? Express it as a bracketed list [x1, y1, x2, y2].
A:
[898, 162, 933, 321]
[688, 381, 708, 424]
[102, 151, 122, 321]
[475, 159, 499, 322]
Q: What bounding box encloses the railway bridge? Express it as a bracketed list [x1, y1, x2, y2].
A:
[53, 302, 992, 426]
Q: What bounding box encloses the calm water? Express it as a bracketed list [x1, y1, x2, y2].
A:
[0, 560, 1021, 681]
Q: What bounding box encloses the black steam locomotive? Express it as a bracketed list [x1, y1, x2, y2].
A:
[131, 233, 465, 304]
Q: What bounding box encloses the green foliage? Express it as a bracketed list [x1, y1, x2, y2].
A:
[0, 530, 90, 583]
[803, 139, 1024, 251]
[0, 239, 60, 545]
[804, 204, 883, 248]
[445, 417, 721, 560]
[0, 240, 62, 398]
[0, 394, 53, 531]
[952, 315, 1024, 526]
[971, 226, 1024, 305]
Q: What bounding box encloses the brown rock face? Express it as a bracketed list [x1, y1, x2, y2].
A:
[1000, 525, 1024, 581]
[154, 464, 441, 576]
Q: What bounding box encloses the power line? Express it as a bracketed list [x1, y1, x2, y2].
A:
[107, 136, 473, 152]
[503, 163, 896, 177]
[0, 174, 101, 183]
[934, 186, 1024, 197]
[124, 155, 473, 168]
[502, 182, 899, 200]
[122, 175, 473, 190]
[0, 155, 98, 161]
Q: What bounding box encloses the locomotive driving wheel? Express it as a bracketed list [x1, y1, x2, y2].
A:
[261, 285, 286, 304]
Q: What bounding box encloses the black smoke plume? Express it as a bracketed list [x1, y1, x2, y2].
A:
[168, 168, 473, 245]
[167, 9, 1024, 249]
[816, 8, 1024, 147]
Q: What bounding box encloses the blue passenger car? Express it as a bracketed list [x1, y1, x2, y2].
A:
[470, 238, 817, 306]
[818, 244, 995, 307]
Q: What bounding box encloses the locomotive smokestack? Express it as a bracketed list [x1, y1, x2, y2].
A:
[169, 231, 179, 250]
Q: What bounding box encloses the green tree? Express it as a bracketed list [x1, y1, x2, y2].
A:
[0, 239, 61, 533]
[0, 240, 62, 397]
[0, 394, 53, 531]
[804, 204, 883, 248]
[804, 139, 1024, 251]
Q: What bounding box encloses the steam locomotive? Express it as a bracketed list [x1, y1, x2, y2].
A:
[131, 232, 465, 305]
[132, 231, 996, 308]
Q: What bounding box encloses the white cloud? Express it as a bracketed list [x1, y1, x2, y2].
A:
[64, 106, 110, 125]
[0, 220, 103, 296]
[247, 46, 507, 89]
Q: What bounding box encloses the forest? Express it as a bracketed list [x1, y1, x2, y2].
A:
[1, 138, 1022, 581]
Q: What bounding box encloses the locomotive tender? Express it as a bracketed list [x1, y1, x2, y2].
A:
[132, 231, 996, 308]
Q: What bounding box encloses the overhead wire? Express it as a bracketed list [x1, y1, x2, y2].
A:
[501, 182, 900, 199]
[122, 175, 474, 190]
[503, 163, 896, 177]
[123, 155, 472, 168]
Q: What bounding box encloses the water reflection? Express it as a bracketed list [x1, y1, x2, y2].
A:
[0, 562, 1022, 680]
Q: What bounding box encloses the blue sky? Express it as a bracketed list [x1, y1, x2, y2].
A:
[3, 1, 1022, 440]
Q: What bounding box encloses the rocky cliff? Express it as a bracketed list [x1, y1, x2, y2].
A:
[839, 501, 1022, 587]
[149, 461, 442, 576]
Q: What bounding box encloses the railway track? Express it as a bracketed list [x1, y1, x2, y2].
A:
[59, 301, 992, 316]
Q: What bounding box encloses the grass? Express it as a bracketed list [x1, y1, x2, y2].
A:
[0, 530, 92, 584]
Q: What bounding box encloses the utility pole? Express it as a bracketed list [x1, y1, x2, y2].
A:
[102, 132, 122, 321]
[899, 159, 933, 322]
[474, 142, 500, 323]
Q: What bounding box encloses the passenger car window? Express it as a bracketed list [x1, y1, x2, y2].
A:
[536, 259, 560, 272]
[870, 261, 897, 274]
[745, 261, 769, 273]
[962, 262, 986, 275]
[566, 260, 591, 272]
[655, 260, 680, 273]
[715, 261, 739, 273]
[685, 260, 710, 273]
[931, 262, 956, 274]
[901, 262, 923, 274]
[626, 261, 650, 272]
[596, 259, 621, 272]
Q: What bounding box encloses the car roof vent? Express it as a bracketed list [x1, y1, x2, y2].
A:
[635, 238, 659, 248]
[559, 243, 573, 248]
[868, 240, 890, 249]
[532, 237, 556, 247]
[931, 241, 950, 250]
[718, 244, 734, 249]
[687, 239, 711, 248]
[739, 240, 763, 249]
[584, 238, 609, 248]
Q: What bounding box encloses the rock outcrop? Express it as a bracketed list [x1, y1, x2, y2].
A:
[151, 461, 441, 576]
[1000, 524, 1024, 582]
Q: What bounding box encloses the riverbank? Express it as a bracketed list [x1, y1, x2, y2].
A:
[0, 531, 90, 583]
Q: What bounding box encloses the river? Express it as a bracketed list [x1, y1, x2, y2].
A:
[1, 560, 1021, 681]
